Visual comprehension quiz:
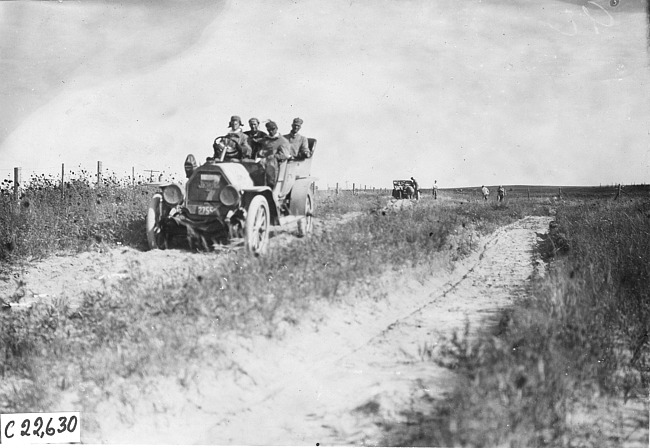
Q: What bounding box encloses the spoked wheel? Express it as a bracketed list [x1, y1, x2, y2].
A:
[146, 194, 166, 250]
[244, 195, 270, 255]
[297, 193, 314, 237]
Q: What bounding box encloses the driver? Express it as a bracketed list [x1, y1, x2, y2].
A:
[257, 120, 291, 189]
[213, 115, 252, 161]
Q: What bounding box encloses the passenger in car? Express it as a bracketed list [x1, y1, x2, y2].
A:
[257, 121, 292, 189]
[214, 115, 252, 161]
[244, 117, 267, 159]
[283, 117, 311, 159]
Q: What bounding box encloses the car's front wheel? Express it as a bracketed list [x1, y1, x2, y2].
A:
[146, 194, 165, 250]
[244, 195, 270, 255]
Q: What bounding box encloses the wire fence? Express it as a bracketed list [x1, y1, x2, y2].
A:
[2, 161, 183, 185]
[2, 162, 397, 197]
[4, 162, 645, 201]
[0, 161, 190, 201]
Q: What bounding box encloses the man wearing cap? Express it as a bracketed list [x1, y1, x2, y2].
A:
[410, 177, 420, 200]
[283, 118, 311, 159]
[244, 118, 267, 159]
[257, 121, 292, 189]
[213, 115, 252, 161]
[481, 185, 490, 201]
[497, 185, 506, 202]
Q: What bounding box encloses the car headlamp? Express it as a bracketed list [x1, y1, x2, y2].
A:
[162, 185, 183, 206]
[184, 154, 197, 178]
[219, 185, 240, 207]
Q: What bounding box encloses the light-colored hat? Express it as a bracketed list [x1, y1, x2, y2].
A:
[292, 117, 303, 126]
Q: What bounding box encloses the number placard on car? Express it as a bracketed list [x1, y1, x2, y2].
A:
[197, 205, 218, 215]
[199, 173, 221, 189]
[1, 412, 80, 444]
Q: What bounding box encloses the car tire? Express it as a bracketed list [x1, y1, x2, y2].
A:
[297, 192, 314, 237]
[244, 195, 270, 255]
[146, 194, 164, 250]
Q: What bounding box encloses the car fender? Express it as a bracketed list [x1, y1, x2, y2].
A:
[289, 178, 315, 216]
[242, 188, 280, 225]
[145, 181, 180, 189]
[146, 181, 185, 198]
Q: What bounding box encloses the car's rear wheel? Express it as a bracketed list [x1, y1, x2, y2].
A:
[244, 195, 270, 255]
[146, 194, 165, 250]
[297, 193, 314, 237]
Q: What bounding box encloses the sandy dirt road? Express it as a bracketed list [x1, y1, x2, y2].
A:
[0, 214, 352, 309]
[74, 215, 551, 444]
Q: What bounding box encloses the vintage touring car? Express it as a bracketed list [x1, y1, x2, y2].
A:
[145, 136, 317, 255]
[392, 179, 420, 200]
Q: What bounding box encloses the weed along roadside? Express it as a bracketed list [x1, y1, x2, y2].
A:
[0, 183, 648, 444]
[383, 197, 650, 447]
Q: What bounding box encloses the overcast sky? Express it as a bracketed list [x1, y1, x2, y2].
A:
[1, 0, 648, 188]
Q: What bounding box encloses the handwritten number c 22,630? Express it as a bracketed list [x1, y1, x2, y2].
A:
[4, 415, 78, 440]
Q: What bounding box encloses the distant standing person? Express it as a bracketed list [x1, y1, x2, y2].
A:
[410, 177, 420, 199]
[497, 185, 506, 202]
[284, 117, 311, 159]
[432, 180, 438, 199]
[481, 185, 490, 201]
[244, 118, 267, 159]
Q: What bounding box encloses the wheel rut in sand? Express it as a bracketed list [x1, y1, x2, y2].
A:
[89, 215, 553, 445]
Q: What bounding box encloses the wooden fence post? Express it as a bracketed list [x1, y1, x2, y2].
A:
[97, 161, 102, 185]
[132, 167, 135, 187]
[336, 182, 339, 195]
[527, 187, 530, 200]
[13, 167, 21, 201]
[352, 183, 355, 195]
[61, 163, 65, 200]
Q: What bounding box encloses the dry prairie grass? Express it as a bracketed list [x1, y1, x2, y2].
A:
[386, 194, 650, 447]
[0, 181, 545, 417]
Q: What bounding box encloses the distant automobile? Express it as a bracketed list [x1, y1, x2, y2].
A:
[392, 179, 420, 200]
